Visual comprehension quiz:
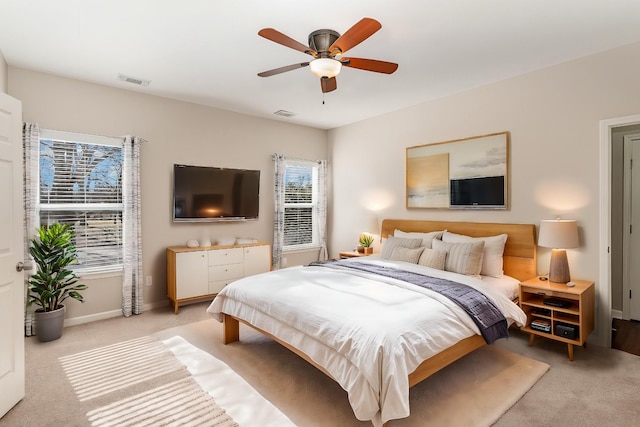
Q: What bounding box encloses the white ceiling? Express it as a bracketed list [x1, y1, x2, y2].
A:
[2, 0, 640, 130]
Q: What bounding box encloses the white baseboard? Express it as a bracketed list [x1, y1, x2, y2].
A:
[63, 300, 169, 328]
[611, 309, 623, 320]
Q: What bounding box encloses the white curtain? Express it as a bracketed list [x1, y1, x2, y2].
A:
[22, 123, 40, 336]
[122, 136, 143, 316]
[272, 154, 286, 269]
[316, 159, 328, 261]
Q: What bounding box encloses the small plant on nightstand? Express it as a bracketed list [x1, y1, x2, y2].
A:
[359, 233, 374, 254]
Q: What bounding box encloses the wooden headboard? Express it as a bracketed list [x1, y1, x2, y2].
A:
[380, 219, 537, 282]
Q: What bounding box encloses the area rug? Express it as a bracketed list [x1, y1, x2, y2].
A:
[59, 335, 295, 427]
[157, 319, 551, 427]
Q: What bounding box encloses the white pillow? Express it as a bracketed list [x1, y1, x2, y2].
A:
[432, 239, 484, 277]
[380, 236, 423, 259]
[393, 229, 445, 249]
[442, 231, 508, 278]
[418, 248, 447, 270]
[390, 247, 424, 264]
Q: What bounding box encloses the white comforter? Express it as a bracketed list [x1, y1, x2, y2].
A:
[207, 257, 526, 426]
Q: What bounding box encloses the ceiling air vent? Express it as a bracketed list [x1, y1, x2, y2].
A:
[117, 73, 150, 87]
[273, 110, 296, 118]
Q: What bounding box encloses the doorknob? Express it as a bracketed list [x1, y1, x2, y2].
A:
[16, 261, 34, 272]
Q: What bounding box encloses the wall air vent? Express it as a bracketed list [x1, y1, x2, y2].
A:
[117, 73, 150, 87]
[273, 110, 296, 118]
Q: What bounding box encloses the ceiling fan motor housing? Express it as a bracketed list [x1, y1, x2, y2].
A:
[308, 29, 340, 56]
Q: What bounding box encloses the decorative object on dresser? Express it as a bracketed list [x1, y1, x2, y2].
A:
[166, 242, 271, 313]
[538, 219, 579, 283]
[519, 277, 595, 361]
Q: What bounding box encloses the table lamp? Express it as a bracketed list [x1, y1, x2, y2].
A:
[538, 219, 579, 283]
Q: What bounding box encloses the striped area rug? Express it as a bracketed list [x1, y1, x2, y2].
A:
[59, 336, 238, 427]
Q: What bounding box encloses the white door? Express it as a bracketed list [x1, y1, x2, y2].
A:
[623, 134, 640, 320]
[0, 92, 25, 417]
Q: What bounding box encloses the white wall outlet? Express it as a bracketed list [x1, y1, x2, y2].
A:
[145, 275, 152, 287]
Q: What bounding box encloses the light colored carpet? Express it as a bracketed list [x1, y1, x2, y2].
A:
[8, 302, 639, 427]
[155, 319, 550, 427]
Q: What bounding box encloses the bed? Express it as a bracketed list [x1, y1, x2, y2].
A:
[207, 219, 536, 426]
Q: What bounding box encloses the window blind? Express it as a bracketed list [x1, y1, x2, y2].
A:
[38, 133, 124, 272]
[283, 161, 318, 249]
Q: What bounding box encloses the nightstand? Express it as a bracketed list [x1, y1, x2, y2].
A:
[339, 251, 371, 259]
[519, 277, 595, 361]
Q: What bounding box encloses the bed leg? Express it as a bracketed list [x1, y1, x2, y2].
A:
[223, 314, 240, 344]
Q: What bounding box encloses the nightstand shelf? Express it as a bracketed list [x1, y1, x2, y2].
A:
[339, 251, 371, 259]
[519, 278, 595, 361]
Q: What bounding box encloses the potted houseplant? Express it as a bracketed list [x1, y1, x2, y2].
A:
[28, 223, 87, 342]
[359, 233, 375, 255]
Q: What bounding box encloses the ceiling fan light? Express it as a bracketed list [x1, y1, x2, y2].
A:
[309, 58, 342, 78]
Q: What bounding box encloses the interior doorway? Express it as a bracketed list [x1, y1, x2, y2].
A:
[600, 114, 640, 348]
[622, 133, 640, 320]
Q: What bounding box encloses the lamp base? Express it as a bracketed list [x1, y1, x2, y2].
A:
[549, 248, 571, 283]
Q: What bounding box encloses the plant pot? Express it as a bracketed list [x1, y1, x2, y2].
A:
[35, 305, 65, 342]
[363, 247, 373, 254]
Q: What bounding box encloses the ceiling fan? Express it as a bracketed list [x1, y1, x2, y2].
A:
[257, 17, 398, 93]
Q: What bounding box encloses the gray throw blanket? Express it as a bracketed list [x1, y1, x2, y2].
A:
[308, 260, 508, 344]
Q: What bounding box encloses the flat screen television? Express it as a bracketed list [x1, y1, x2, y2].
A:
[449, 176, 506, 208]
[173, 164, 260, 222]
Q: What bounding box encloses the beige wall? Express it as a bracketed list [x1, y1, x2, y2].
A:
[9, 67, 326, 321]
[328, 41, 640, 346]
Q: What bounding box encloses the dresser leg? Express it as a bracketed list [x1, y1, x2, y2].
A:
[567, 343, 574, 361]
[528, 333, 535, 346]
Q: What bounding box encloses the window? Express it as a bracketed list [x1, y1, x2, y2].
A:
[283, 160, 319, 250]
[38, 130, 124, 273]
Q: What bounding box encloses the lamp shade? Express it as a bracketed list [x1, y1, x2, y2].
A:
[309, 58, 342, 78]
[538, 220, 579, 249]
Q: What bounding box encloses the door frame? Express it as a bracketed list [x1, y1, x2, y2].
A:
[599, 114, 640, 347]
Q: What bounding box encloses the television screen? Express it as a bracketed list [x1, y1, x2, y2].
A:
[449, 176, 505, 208]
[173, 164, 260, 222]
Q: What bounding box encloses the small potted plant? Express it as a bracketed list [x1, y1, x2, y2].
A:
[28, 223, 87, 342]
[359, 233, 375, 255]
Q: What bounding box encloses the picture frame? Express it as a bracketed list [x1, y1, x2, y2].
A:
[406, 131, 509, 210]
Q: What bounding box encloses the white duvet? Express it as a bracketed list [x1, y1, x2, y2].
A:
[207, 257, 526, 426]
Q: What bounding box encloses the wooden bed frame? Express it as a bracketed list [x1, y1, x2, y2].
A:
[222, 219, 536, 425]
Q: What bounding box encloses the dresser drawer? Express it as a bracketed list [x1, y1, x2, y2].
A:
[208, 248, 243, 265]
[209, 279, 235, 294]
[209, 263, 244, 281]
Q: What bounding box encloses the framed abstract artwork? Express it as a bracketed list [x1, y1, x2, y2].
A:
[406, 131, 509, 209]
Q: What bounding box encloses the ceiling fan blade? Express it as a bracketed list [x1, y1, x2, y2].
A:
[258, 28, 317, 56]
[321, 77, 337, 93]
[258, 62, 310, 77]
[329, 18, 381, 55]
[341, 57, 398, 74]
